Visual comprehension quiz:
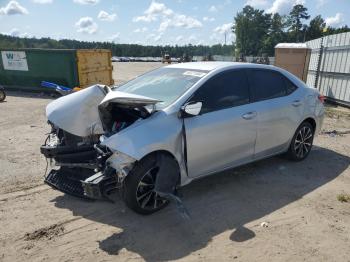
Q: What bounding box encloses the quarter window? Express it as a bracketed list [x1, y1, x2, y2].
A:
[285, 78, 298, 95]
[190, 70, 250, 114]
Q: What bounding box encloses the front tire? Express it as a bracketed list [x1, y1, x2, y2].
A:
[122, 154, 176, 215]
[287, 122, 314, 161]
[0, 89, 6, 102]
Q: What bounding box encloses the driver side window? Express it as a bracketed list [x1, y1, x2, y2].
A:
[190, 70, 250, 114]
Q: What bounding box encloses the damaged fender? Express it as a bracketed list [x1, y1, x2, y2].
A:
[100, 110, 190, 186]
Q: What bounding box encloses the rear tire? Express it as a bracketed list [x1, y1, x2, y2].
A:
[122, 153, 177, 215]
[287, 122, 314, 161]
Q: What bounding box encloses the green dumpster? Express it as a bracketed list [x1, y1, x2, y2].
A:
[0, 48, 113, 93]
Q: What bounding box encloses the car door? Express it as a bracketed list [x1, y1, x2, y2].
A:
[183, 69, 257, 178]
[247, 69, 305, 159]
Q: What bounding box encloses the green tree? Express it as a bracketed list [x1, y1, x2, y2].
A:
[306, 15, 326, 41]
[262, 13, 287, 55]
[233, 5, 271, 56]
[287, 4, 310, 42]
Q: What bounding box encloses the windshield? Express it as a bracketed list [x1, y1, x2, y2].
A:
[117, 67, 208, 108]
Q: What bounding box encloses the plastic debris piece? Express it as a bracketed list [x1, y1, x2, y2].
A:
[260, 222, 269, 228]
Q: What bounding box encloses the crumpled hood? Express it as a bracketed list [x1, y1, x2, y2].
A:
[99, 90, 161, 108]
[46, 84, 160, 137]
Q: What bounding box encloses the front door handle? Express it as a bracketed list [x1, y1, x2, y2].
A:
[292, 100, 302, 107]
[242, 111, 257, 120]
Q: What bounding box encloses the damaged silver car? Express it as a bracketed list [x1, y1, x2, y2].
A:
[41, 62, 325, 215]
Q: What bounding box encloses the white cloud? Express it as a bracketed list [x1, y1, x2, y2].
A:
[21, 32, 30, 38]
[159, 14, 202, 32]
[325, 13, 344, 27]
[208, 5, 218, 12]
[145, 33, 163, 43]
[133, 27, 148, 33]
[211, 23, 234, 44]
[2, 28, 30, 37]
[97, 10, 117, 22]
[7, 28, 20, 36]
[203, 16, 215, 22]
[107, 33, 120, 42]
[75, 17, 98, 34]
[133, 1, 202, 33]
[73, 0, 99, 5]
[0, 1, 28, 15]
[267, 0, 305, 14]
[32, 0, 53, 4]
[245, 0, 269, 8]
[133, 1, 173, 22]
[154, 34, 162, 42]
[214, 23, 233, 34]
[176, 35, 184, 42]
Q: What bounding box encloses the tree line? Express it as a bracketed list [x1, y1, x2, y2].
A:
[233, 4, 350, 56]
[1, 4, 349, 58]
[0, 33, 234, 58]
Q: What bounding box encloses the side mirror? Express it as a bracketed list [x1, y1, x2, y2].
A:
[180, 102, 202, 118]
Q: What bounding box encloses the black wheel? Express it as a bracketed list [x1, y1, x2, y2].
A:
[122, 154, 178, 215]
[287, 122, 314, 161]
[0, 89, 6, 102]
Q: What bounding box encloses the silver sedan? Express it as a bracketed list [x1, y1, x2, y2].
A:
[42, 62, 325, 214]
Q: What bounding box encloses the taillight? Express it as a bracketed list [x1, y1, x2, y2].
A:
[318, 95, 325, 103]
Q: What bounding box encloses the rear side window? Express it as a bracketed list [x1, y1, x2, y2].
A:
[249, 70, 287, 102]
[285, 78, 298, 95]
[190, 70, 250, 114]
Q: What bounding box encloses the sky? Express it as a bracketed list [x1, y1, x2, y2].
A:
[0, 0, 349, 46]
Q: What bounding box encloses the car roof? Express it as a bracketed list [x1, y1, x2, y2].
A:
[166, 61, 275, 72]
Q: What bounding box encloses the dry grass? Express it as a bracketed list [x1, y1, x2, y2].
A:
[337, 193, 350, 203]
[325, 105, 350, 119]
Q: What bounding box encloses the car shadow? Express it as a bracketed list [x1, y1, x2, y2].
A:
[51, 146, 349, 261]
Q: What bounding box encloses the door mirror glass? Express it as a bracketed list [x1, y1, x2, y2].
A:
[181, 102, 202, 117]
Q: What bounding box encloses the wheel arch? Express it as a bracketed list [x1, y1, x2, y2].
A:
[302, 117, 317, 133]
[137, 149, 182, 185]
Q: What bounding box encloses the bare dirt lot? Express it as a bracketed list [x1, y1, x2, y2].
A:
[0, 62, 350, 262]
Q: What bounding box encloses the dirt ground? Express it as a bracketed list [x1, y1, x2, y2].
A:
[0, 62, 350, 262]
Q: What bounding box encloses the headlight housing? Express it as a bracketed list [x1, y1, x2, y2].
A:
[106, 151, 136, 180]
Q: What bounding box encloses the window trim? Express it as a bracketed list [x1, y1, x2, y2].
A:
[247, 68, 299, 103]
[185, 69, 252, 115]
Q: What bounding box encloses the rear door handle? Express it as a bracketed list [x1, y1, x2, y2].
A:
[242, 111, 257, 120]
[292, 100, 302, 107]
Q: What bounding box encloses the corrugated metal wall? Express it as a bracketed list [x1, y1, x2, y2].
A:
[306, 32, 350, 106]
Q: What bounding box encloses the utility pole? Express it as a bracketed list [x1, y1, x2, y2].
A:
[224, 32, 227, 45]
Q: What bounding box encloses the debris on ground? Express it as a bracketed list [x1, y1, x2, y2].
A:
[260, 222, 269, 228]
[320, 130, 350, 137]
[337, 193, 350, 203]
[24, 224, 65, 241]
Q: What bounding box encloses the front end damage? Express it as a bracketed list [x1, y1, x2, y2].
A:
[41, 128, 125, 200]
[41, 85, 157, 201]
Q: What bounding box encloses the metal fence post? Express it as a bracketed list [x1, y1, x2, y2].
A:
[314, 37, 324, 90]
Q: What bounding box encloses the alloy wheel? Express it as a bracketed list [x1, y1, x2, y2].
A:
[136, 166, 167, 210]
[294, 126, 313, 159]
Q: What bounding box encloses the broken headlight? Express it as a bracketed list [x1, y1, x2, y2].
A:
[106, 151, 136, 181]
